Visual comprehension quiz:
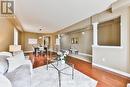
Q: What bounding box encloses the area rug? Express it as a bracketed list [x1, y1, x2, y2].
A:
[32, 63, 97, 87]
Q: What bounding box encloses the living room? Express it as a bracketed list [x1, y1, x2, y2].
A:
[0, 0, 130, 87]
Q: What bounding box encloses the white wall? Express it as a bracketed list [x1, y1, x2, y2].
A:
[93, 46, 128, 72]
[57, 0, 130, 74]
[92, 6, 130, 73]
[60, 29, 93, 54]
[61, 34, 70, 50]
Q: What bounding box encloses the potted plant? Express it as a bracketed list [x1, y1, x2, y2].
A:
[61, 51, 69, 64]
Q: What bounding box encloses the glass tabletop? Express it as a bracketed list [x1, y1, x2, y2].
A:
[50, 61, 72, 71]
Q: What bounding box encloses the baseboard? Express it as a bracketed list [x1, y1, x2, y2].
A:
[69, 55, 92, 63]
[78, 52, 92, 57]
[92, 63, 130, 78]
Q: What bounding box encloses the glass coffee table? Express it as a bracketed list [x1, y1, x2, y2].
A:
[46, 60, 74, 87]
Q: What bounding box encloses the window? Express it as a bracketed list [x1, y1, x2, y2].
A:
[14, 28, 18, 45]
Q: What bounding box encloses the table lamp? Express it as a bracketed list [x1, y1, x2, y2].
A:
[9, 45, 21, 55]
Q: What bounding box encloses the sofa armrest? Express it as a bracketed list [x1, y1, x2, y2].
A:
[24, 60, 33, 75]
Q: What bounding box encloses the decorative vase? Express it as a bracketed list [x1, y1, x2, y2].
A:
[61, 60, 65, 64]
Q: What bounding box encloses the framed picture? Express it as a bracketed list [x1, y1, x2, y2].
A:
[71, 38, 74, 44]
[71, 37, 79, 44]
[75, 38, 79, 44]
[28, 38, 37, 45]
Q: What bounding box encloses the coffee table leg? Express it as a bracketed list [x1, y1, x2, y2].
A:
[56, 59, 59, 66]
[72, 64, 74, 79]
[58, 71, 61, 87]
[46, 59, 48, 70]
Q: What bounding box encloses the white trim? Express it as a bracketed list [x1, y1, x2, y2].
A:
[23, 51, 33, 54]
[69, 52, 92, 63]
[60, 49, 92, 57]
[78, 52, 92, 57]
[92, 63, 130, 78]
[112, 0, 130, 11]
[92, 45, 123, 49]
[92, 22, 98, 46]
[69, 54, 92, 63]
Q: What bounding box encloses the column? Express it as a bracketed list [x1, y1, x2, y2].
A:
[92, 22, 98, 46]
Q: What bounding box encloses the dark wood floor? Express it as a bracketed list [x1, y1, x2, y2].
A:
[29, 54, 130, 87]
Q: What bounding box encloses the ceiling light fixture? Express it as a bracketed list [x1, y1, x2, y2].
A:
[39, 29, 42, 31]
[39, 26, 46, 31]
[39, 36, 42, 39]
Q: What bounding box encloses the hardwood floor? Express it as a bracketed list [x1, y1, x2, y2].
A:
[29, 54, 130, 87]
[67, 56, 130, 87]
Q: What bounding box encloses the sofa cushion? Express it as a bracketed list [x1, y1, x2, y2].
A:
[5, 64, 31, 87]
[0, 58, 9, 74]
[7, 57, 20, 73]
[7, 57, 27, 73]
[13, 51, 25, 60]
[7, 51, 26, 72]
[0, 74, 12, 87]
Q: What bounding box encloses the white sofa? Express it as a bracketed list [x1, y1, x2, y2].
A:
[0, 51, 32, 73]
[0, 52, 12, 57]
[0, 51, 32, 87]
[0, 74, 12, 87]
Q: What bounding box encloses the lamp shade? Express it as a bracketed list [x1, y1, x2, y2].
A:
[9, 45, 21, 52]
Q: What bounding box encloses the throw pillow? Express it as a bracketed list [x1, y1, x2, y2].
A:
[13, 51, 25, 60]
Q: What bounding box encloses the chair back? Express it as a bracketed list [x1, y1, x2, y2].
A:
[39, 47, 44, 51]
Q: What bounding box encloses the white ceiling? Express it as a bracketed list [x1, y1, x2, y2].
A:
[15, 0, 117, 33]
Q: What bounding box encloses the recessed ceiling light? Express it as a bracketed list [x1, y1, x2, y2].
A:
[82, 32, 85, 35]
